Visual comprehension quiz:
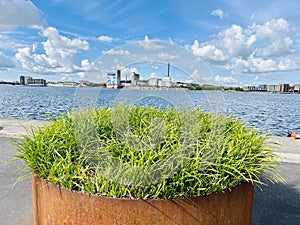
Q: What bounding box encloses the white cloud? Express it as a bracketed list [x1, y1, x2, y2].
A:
[262, 37, 295, 56]
[191, 40, 228, 64]
[212, 75, 238, 84]
[277, 57, 298, 71]
[129, 67, 138, 73]
[0, 32, 29, 51]
[103, 49, 130, 56]
[81, 59, 90, 68]
[225, 54, 298, 73]
[119, 67, 138, 79]
[138, 36, 164, 51]
[0, 0, 44, 30]
[215, 75, 237, 83]
[252, 18, 295, 56]
[150, 72, 156, 78]
[211, 9, 225, 19]
[73, 59, 95, 72]
[15, 26, 90, 74]
[218, 24, 255, 58]
[192, 18, 297, 75]
[190, 69, 199, 80]
[42, 27, 89, 57]
[157, 52, 179, 61]
[60, 75, 74, 82]
[168, 37, 174, 45]
[0, 52, 15, 68]
[15, 46, 62, 72]
[98, 35, 114, 42]
[254, 18, 291, 38]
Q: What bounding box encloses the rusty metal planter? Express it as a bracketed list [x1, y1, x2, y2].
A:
[32, 176, 254, 225]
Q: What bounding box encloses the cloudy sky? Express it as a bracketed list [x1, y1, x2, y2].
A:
[0, 0, 300, 86]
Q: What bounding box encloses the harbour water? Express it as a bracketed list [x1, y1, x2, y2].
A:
[0, 85, 299, 136]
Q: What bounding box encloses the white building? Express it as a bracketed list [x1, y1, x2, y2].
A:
[294, 84, 300, 92]
[147, 78, 159, 86]
[159, 77, 172, 87]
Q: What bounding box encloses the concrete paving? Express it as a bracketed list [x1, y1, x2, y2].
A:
[0, 119, 49, 138]
[0, 119, 299, 225]
[0, 119, 47, 225]
[252, 136, 300, 225]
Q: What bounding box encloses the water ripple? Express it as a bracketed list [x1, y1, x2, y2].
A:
[0, 85, 299, 136]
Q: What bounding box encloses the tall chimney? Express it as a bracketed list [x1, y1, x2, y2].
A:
[167, 62, 170, 77]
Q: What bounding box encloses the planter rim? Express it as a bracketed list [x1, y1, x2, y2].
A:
[33, 175, 251, 202]
[32, 175, 254, 225]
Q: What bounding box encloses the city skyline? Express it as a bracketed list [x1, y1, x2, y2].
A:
[0, 0, 300, 86]
[2, 75, 299, 92]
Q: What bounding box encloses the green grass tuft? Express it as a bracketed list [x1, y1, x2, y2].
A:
[15, 106, 283, 199]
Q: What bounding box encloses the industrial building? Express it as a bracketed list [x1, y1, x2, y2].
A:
[146, 77, 172, 88]
[107, 63, 174, 89]
[131, 72, 140, 86]
[131, 63, 173, 88]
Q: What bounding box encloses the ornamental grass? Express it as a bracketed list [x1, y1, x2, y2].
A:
[15, 106, 282, 199]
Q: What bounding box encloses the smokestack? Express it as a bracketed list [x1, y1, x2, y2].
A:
[117, 70, 121, 88]
[167, 62, 170, 77]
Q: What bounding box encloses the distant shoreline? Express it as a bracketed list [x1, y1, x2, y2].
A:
[1, 84, 300, 94]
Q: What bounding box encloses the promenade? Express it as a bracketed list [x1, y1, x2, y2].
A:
[0, 119, 299, 225]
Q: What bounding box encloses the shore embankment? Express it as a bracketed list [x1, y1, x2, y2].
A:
[0, 119, 299, 225]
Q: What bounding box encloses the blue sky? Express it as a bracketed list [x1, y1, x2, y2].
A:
[0, 0, 300, 86]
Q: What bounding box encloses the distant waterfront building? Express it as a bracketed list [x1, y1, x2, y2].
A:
[257, 85, 267, 91]
[131, 72, 140, 86]
[147, 78, 159, 86]
[24, 76, 31, 85]
[146, 77, 173, 88]
[277, 84, 289, 92]
[276, 84, 281, 92]
[129, 63, 173, 88]
[160, 62, 172, 88]
[158, 77, 172, 87]
[20, 76, 25, 85]
[242, 86, 256, 91]
[243, 83, 297, 93]
[28, 78, 47, 86]
[242, 86, 248, 91]
[243, 85, 268, 92]
[106, 70, 121, 88]
[117, 70, 121, 88]
[106, 73, 117, 88]
[20, 76, 46, 86]
[145, 63, 173, 88]
[267, 85, 277, 92]
[289, 85, 295, 92]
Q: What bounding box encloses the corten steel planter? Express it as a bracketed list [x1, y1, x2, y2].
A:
[32, 176, 254, 225]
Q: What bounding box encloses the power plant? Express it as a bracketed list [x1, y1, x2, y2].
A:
[107, 63, 173, 89]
